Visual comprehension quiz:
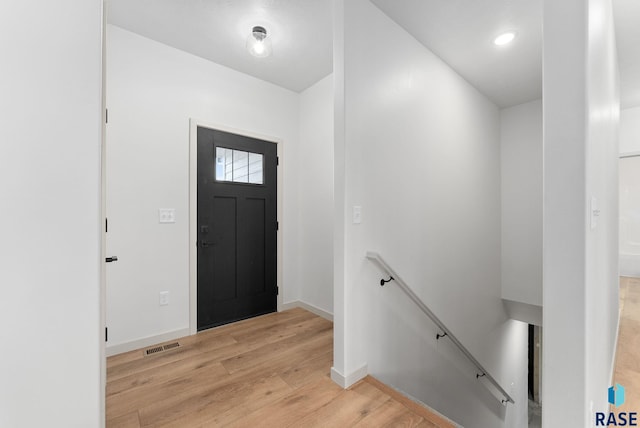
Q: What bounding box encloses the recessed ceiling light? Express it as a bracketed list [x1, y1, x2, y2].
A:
[494, 32, 516, 46]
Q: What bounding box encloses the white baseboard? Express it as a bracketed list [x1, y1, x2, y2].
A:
[281, 300, 333, 322]
[107, 300, 333, 357]
[610, 305, 622, 385]
[331, 364, 368, 389]
[106, 327, 191, 357]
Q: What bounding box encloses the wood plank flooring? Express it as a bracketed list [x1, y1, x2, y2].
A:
[613, 276, 640, 415]
[107, 308, 453, 427]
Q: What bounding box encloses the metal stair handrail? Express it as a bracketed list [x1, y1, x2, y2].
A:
[366, 251, 514, 405]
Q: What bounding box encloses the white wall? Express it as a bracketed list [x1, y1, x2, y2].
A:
[620, 106, 640, 154]
[106, 25, 300, 349]
[298, 75, 334, 315]
[619, 107, 640, 277]
[542, 0, 620, 425]
[620, 156, 640, 276]
[585, 0, 620, 418]
[501, 99, 543, 307]
[0, 1, 103, 427]
[334, 1, 528, 426]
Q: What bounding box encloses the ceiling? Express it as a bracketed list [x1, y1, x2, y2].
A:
[107, 0, 333, 93]
[109, 0, 640, 108]
[371, 0, 542, 108]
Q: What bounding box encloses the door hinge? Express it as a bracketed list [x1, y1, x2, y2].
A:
[105, 108, 108, 124]
[105, 327, 108, 342]
[276, 156, 279, 166]
[105, 217, 108, 233]
[276, 221, 279, 231]
[276, 286, 279, 295]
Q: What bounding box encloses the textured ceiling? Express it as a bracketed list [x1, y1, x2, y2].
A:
[107, 0, 333, 93]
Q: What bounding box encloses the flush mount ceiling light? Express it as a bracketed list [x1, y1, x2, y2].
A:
[493, 31, 516, 46]
[247, 26, 272, 58]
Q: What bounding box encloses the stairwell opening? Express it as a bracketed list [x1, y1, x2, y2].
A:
[528, 324, 542, 427]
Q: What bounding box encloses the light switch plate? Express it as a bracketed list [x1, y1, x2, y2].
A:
[590, 196, 599, 229]
[159, 291, 169, 306]
[159, 208, 176, 224]
[353, 206, 362, 224]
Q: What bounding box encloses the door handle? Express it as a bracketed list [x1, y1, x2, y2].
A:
[199, 241, 214, 248]
[105, 256, 118, 263]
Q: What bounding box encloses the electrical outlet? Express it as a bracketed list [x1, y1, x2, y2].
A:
[159, 291, 169, 306]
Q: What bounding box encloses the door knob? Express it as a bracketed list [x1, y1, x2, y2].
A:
[105, 256, 118, 263]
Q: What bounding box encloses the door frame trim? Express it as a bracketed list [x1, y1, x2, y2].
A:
[188, 119, 284, 334]
[100, 1, 107, 425]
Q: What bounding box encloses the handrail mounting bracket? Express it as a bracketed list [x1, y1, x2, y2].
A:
[380, 276, 394, 286]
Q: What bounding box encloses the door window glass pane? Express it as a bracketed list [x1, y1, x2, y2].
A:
[215, 147, 264, 185]
[248, 152, 264, 184]
[215, 147, 233, 181]
[233, 150, 249, 183]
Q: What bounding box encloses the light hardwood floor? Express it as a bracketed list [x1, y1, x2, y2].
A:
[107, 308, 453, 427]
[613, 276, 640, 415]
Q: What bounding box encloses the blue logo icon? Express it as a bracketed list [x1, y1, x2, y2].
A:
[609, 383, 626, 407]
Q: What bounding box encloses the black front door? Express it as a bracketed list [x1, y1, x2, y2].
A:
[197, 126, 277, 330]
